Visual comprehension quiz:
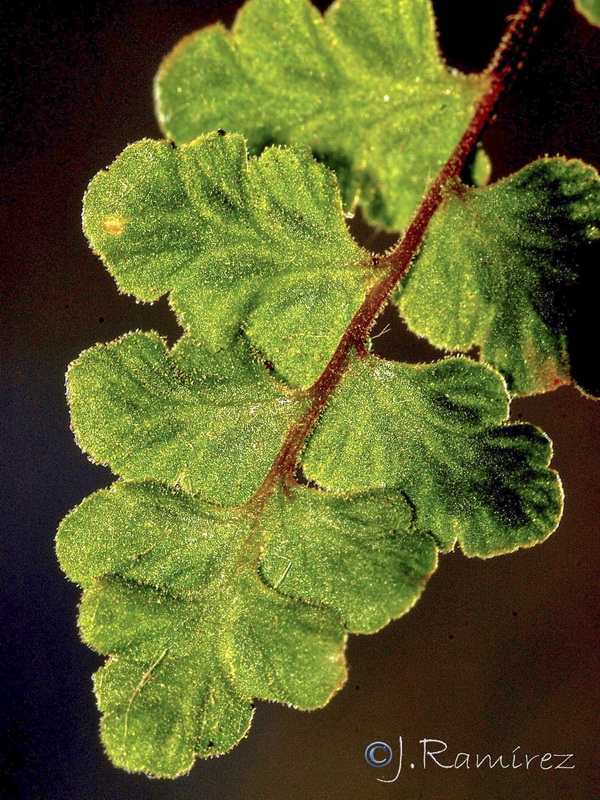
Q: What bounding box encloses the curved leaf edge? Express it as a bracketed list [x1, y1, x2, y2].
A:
[574, 0, 600, 27]
[395, 156, 600, 400]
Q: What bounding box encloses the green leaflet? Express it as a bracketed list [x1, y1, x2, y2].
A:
[303, 355, 563, 556]
[574, 0, 600, 25]
[83, 133, 374, 388]
[155, 0, 488, 230]
[260, 486, 437, 633]
[56, 480, 432, 775]
[67, 331, 305, 506]
[398, 158, 600, 396]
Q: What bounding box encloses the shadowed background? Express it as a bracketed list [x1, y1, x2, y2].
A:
[1, 1, 599, 798]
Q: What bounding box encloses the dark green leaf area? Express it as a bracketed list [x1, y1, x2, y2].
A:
[83, 133, 374, 387]
[56, 479, 435, 775]
[67, 331, 306, 505]
[303, 355, 563, 556]
[155, 0, 488, 230]
[399, 158, 600, 396]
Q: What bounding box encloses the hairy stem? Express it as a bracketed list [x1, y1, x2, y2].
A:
[250, 0, 552, 503]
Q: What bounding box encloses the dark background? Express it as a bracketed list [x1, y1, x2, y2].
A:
[1, 1, 599, 798]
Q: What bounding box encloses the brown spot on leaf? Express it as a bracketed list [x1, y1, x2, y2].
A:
[101, 215, 126, 236]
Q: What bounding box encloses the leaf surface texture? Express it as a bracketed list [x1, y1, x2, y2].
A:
[83, 133, 374, 388]
[155, 0, 488, 230]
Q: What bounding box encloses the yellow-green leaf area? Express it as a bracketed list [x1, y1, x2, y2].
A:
[575, 0, 600, 26]
[303, 355, 563, 556]
[66, 331, 306, 505]
[155, 0, 488, 230]
[57, 479, 437, 775]
[399, 158, 600, 396]
[83, 133, 374, 388]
